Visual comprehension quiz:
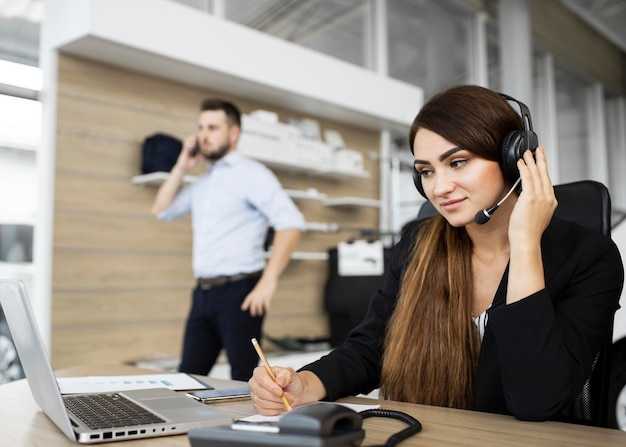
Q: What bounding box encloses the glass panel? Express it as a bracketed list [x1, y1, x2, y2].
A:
[605, 96, 626, 220]
[486, 17, 501, 92]
[0, 148, 37, 218]
[554, 66, 589, 183]
[0, 0, 42, 66]
[0, 94, 41, 149]
[226, 0, 368, 68]
[0, 224, 33, 263]
[0, 59, 42, 91]
[387, 0, 473, 99]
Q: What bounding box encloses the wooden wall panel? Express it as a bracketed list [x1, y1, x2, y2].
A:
[58, 54, 209, 117]
[54, 213, 192, 253]
[52, 54, 380, 369]
[55, 173, 156, 215]
[53, 251, 195, 289]
[56, 134, 142, 178]
[56, 96, 192, 148]
[52, 289, 190, 326]
[52, 323, 185, 368]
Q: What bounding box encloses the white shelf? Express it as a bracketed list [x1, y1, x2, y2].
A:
[131, 161, 368, 186]
[291, 251, 329, 261]
[264, 251, 329, 261]
[131, 172, 197, 186]
[131, 175, 379, 211]
[323, 197, 382, 208]
[284, 188, 327, 201]
[305, 222, 340, 233]
[251, 154, 370, 180]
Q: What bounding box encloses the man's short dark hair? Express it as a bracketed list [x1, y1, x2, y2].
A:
[200, 99, 241, 128]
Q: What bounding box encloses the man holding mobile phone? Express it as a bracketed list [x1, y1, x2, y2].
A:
[151, 99, 305, 381]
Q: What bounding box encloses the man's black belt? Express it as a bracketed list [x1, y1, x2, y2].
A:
[197, 270, 262, 290]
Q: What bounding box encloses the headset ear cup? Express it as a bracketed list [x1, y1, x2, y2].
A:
[498, 92, 539, 185]
[413, 168, 426, 198]
[500, 130, 526, 183]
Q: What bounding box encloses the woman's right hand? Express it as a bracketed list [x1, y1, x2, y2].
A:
[248, 366, 325, 415]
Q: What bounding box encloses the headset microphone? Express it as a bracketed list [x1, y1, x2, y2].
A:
[474, 178, 521, 225]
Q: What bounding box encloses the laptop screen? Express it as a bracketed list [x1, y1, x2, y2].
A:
[0, 279, 84, 439]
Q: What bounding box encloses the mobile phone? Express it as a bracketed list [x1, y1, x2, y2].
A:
[186, 386, 251, 403]
[188, 144, 199, 156]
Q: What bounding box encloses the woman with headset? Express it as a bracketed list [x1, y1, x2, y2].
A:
[248, 85, 624, 421]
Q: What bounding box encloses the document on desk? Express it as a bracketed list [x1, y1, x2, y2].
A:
[239, 403, 380, 423]
[57, 373, 211, 394]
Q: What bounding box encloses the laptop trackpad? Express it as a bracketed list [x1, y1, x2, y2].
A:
[141, 396, 198, 410]
[133, 392, 232, 422]
[124, 388, 201, 410]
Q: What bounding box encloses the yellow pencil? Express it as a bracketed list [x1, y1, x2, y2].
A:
[251, 338, 292, 411]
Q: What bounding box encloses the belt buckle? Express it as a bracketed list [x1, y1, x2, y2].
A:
[198, 279, 212, 290]
[198, 276, 229, 290]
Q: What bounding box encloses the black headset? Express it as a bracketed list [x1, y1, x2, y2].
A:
[413, 93, 539, 198]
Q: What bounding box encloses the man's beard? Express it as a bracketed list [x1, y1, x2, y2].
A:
[203, 143, 231, 161]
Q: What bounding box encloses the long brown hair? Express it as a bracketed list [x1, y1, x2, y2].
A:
[380, 85, 523, 409]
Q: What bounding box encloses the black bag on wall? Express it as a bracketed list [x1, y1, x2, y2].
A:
[141, 133, 183, 174]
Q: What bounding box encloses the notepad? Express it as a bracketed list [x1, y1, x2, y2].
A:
[57, 373, 211, 394]
[238, 402, 380, 423]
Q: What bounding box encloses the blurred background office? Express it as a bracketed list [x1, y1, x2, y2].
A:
[1, 0, 626, 426]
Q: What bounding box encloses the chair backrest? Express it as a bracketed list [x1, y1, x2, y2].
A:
[417, 200, 437, 220]
[416, 180, 614, 427]
[553, 181, 613, 427]
[553, 180, 611, 237]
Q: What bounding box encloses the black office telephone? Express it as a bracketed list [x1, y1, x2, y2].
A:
[188, 402, 421, 447]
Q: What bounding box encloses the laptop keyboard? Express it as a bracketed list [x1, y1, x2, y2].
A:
[63, 393, 166, 430]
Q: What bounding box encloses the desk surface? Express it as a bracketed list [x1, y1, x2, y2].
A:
[2, 363, 626, 446]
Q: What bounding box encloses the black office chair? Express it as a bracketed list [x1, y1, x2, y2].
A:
[324, 247, 394, 347]
[417, 180, 614, 427]
[552, 180, 613, 428]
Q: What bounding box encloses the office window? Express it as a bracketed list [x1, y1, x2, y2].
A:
[0, 93, 41, 149]
[0, 148, 37, 218]
[0, 224, 33, 263]
[0, 57, 40, 311]
[0, 64, 40, 222]
[485, 17, 501, 92]
[606, 95, 626, 216]
[225, 0, 368, 68]
[0, 0, 42, 66]
[387, 0, 475, 99]
[0, 92, 40, 221]
[554, 66, 591, 183]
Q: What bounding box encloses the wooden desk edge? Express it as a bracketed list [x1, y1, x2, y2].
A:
[2, 364, 626, 446]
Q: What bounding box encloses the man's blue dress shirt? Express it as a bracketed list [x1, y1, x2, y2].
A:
[157, 151, 305, 278]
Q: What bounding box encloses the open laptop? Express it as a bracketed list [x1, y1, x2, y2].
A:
[0, 279, 233, 443]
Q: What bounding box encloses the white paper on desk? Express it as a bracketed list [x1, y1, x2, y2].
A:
[239, 403, 380, 423]
[57, 373, 209, 394]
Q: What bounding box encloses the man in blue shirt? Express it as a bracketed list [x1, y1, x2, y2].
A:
[151, 99, 305, 381]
